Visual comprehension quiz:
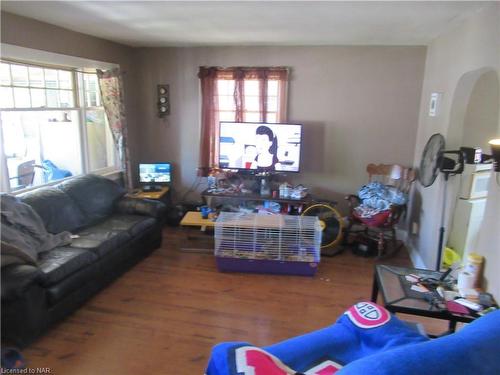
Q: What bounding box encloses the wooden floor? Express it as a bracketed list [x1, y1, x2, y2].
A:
[21, 226, 446, 374]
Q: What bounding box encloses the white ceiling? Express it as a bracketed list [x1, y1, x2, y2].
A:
[1, 1, 490, 47]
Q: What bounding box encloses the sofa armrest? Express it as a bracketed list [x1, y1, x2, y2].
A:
[1, 264, 44, 301]
[115, 197, 166, 220]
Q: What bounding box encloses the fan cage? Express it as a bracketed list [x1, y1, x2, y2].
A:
[215, 212, 322, 263]
[302, 203, 344, 248]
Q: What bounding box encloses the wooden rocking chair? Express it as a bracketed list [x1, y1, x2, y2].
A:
[345, 163, 416, 258]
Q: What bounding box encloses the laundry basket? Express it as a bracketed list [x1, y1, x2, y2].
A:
[214, 212, 322, 276]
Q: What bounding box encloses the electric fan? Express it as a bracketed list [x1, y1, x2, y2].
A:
[419, 133, 445, 187]
[302, 203, 344, 256]
[418, 133, 465, 270]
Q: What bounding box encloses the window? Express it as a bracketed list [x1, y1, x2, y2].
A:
[81, 73, 115, 172]
[198, 66, 289, 174]
[216, 79, 281, 123]
[0, 61, 117, 192]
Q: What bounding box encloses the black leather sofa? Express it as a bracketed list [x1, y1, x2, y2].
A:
[1, 174, 166, 347]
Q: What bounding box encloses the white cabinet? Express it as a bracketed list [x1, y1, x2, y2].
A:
[448, 198, 487, 259]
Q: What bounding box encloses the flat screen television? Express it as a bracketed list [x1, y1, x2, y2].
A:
[139, 163, 172, 189]
[219, 122, 303, 173]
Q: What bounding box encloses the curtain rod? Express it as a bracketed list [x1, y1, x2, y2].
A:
[200, 66, 290, 71]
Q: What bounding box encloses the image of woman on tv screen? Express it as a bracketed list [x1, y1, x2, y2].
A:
[251, 125, 281, 171]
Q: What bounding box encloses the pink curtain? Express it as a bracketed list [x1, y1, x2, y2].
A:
[234, 68, 245, 123]
[198, 67, 289, 175]
[198, 67, 220, 176]
[97, 68, 133, 189]
[257, 69, 268, 123]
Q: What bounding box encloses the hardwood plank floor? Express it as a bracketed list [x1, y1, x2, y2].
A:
[20, 226, 446, 374]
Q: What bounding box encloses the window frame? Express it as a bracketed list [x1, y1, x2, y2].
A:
[1, 62, 77, 110]
[214, 76, 286, 124]
[0, 59, 120, 193]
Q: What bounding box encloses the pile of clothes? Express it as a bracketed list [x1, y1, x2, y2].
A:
[1, 194, 71, 268]
[354, 182, 407, 219]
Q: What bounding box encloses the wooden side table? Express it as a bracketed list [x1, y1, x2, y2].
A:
[180, 211, 216, 230]
[128, 186, 170, 201]
[179, 211, 216, 253]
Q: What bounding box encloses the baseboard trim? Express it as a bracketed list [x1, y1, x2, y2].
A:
[396, 228, 408, 243]
[407, 242, 427, 269]
[397, 228, 427, 269]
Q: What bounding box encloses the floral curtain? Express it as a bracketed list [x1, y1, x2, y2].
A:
[197, 66, 289, 176]
[97, 68, 133, 189]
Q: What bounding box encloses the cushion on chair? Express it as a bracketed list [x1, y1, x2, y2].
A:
[57, 174, 125, 225]
[337, 308, 500, 375]
[20, 187, 87, 233]
[206, 303, 500, 375]
[37, 247, 98, 286]
[205, 302, 428, 375]
[352, 210, 392, 227]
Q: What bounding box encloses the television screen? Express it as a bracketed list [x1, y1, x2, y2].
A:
[139, 163, 171, 184]
[219, 122, 302, 172]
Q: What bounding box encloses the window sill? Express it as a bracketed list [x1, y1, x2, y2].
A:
[10, 168, 123, 196]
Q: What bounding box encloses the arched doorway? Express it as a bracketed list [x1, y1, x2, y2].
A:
[446, 68, 500, 261]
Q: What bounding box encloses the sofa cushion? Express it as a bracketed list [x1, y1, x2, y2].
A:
[19, 187, 86, 233]
[57, 174, 125, 225]
[91, 214, 156, 237]
[38, 247, 98, 286]
[70, 228, 131, 258]
[46, 263, 99, 306]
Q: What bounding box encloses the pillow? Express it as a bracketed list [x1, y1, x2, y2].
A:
[20, 187, 87, 233]
[57, 174, 125, 225]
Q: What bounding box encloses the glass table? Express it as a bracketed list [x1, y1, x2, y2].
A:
[371, 265, 476, 333]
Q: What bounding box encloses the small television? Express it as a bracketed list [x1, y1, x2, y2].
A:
[139, 162, 172, 191]
[219, 122, 303, 173]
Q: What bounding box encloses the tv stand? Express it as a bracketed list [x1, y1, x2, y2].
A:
[128, 186, 170, 201]
[142, 185, 161, 192]
[201, 188, 312, 214]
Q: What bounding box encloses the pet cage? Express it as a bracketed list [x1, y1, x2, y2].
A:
[214, 212, 322, 276]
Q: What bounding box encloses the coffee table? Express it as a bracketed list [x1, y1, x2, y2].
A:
[371, 264, 476, 334]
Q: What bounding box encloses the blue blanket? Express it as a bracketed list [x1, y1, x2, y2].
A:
[205, 302, 500, 374]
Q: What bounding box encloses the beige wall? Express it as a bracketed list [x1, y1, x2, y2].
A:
[133, 46, 426, 207]
[0, 12, 139, 169]
[410, 4, 500, 299]
[1, 12, 426, 210]
[462, 71, 499, 151]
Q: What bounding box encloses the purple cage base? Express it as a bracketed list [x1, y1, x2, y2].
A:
[215, 256, 319, 276]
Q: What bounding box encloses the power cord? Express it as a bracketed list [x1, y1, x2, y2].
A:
[178, 175, 206, 203]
